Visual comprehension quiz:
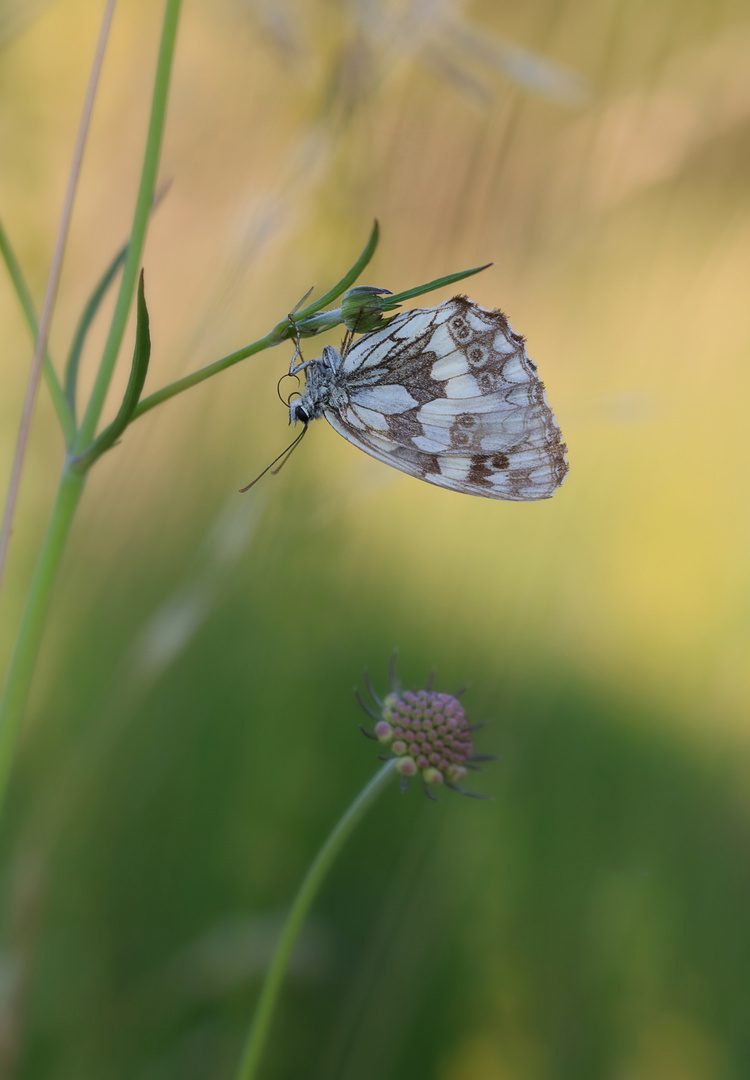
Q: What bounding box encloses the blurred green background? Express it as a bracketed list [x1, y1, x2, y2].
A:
[2, 0, 750, 1076]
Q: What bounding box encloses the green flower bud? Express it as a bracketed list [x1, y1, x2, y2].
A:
[375, 720, 393, 742]
[341, 286, 394, 333]
[422, 767, 444, 786]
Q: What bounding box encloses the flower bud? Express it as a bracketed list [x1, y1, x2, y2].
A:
[422, 767, 444, 786]
[358, 668, 488, 795]
[375, 720, 392, 742]
[341, 286, 394, 333]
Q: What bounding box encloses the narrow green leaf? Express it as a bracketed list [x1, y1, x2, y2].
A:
[381, 263, 492, 309]
[64, 244, 127, 421]
[72, 271, 151, 471]
[286, 220, 380, 323]
[75, 0, 182, 450]
[0, 217, 38, 333]
[0, 216, 76, 444]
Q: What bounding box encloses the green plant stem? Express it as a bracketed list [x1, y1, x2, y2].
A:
[0, 467, 85, 814]
[132, 222, 381, 422]
[0, 0, 181, 821]
[132, 330, 278, 421]
[76, 0, 182, 450]
[64, 243, 127, 420]
[0, 219, 75, 445]
[236, 759, 398, 1080]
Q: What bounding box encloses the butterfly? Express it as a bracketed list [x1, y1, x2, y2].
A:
[266, 296, 568, 501]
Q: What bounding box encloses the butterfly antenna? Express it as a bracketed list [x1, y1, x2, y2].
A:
[270, 423, 308, 476]
[277, 371, 300, 407]
[239, 424, 308, 493]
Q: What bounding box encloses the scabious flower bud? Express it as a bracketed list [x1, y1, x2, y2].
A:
[357, 664, 490, 796]
[341, 286, 394, 333]
[375, 720, 393, 742]
[380, 688, 475, 787]
[395, 756, 418, 777]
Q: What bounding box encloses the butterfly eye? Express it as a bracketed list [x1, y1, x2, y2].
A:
[479, 372, 495, 391]
[467, 345, 485, 366]
[458, 414, 477, 428]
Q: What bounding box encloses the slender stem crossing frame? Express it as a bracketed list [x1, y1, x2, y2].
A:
[236, 760, 397, 1080]
[0, 0, 182, 818]
[0, 0, 116, 593]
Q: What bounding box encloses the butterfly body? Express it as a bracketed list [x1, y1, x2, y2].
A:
[290, 297, 567, 501]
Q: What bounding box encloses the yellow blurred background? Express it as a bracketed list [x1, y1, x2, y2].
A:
[2, 1, 750, 1077]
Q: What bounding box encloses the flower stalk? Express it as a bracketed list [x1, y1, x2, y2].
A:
[236, 759, 397, 1080]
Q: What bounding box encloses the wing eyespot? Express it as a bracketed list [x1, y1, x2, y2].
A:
[450, 315, 472, 343]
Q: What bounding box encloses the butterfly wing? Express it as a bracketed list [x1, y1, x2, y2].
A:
[324, 297, 568, 501]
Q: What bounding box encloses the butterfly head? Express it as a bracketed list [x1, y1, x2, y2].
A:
[288, 345, 342, 427]
[289, 399, 310, 426]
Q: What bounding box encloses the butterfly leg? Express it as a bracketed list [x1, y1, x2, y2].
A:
[286, 315, 304, 375]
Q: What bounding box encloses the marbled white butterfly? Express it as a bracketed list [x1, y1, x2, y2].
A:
[281, 296, 568, 501]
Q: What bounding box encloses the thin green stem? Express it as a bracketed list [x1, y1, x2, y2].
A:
[0, 219, 74, 441]
[76, 0, 182, 449]
[0, 217, 39, 336]
[64, 243, 127, 421]
[132, 331, 278, 421]
[0, 0, 181, 823]
[0, 213, 76, 444]
[0, 0, 116, 601]
[131, 223, 381, 422]
[236, 759, 398, 1080]
[0, 467, 86, 815]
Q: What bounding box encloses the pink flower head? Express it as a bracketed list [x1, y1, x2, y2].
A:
[356, 657, 493, 799]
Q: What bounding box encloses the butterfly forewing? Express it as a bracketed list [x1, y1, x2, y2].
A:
[299, 296, 567, 501]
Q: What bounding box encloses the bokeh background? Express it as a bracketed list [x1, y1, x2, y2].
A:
[2, 0, 750, 1076]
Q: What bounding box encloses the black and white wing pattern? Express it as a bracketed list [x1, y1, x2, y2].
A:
[293, 296, 568, 501]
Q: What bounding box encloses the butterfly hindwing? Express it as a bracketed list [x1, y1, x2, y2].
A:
[296, 296, 568, 501]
